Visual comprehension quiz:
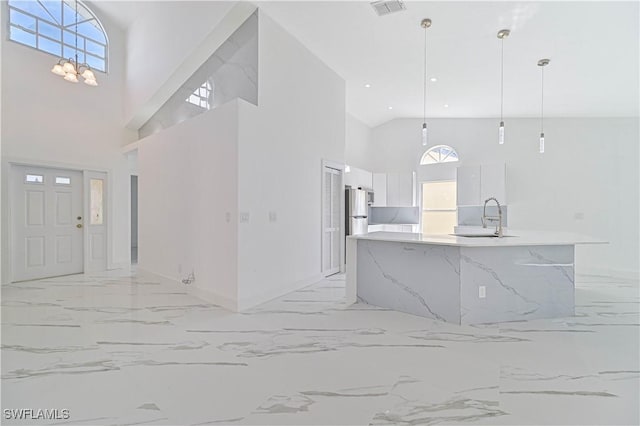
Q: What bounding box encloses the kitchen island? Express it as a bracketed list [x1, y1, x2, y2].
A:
[346, 231, 605, 325]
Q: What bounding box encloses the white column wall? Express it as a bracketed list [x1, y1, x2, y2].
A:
[235, 12, 346, 309]
[137, 100, 239, 308]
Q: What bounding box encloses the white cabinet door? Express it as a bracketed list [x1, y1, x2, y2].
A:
[386, 173, 400, 206]
[456, 165, 481, 206]
[480, 163, 506, 204]
[344, 167, 372, 190]
[372, 173, 387, 206]
[386, 172, 414, 207]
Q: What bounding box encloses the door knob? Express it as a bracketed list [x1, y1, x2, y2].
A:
[76, 224, 83, 229]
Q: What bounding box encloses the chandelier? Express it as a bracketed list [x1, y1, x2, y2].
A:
[50, 1, 98, 86]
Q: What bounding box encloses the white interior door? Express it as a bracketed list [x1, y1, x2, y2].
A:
[85, 171, 108, 272]
[11, 165, 84, 281]
[322, 166, 342, 276]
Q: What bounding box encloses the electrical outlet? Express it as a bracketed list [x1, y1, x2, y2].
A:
[225, 212, 231, 223]
[239, 212, 250, 223]
[479, 286, 486, 299]
[574, 212, 584, 220]
[269, 211, 277, 222]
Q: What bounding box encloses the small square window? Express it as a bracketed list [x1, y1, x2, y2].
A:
[25, 174, 44, 183]
[55, 176, 71, 185]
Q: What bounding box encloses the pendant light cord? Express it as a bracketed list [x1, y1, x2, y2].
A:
[500, 37, 504, 122]
[423, 26, 427, 124]
[74, 0, 79, 66]
[541, 65, 544, 133]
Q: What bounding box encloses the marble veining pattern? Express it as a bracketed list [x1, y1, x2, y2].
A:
[1, 268, 638, 425]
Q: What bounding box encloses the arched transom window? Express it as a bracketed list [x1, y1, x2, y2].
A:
[8, 0, 108, 72]
[420, 145, 459, 165]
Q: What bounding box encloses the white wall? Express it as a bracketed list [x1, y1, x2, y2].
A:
[0, 3, 136, 283]
[124, 1, 235, 124]
[137, 100, 239, 308]
[370, 118, 640, 278]
[235, 11, 346, 309]
[345, 113, 373, 171]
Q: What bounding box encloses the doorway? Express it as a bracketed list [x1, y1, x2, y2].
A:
[10, 165, 84, 281]
[131, 175, 138, 264]
[421, 180, 457, 234]
[322, 163, 343, 276]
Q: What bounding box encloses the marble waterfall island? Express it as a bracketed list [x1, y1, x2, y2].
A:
[346, 231, 605, 325]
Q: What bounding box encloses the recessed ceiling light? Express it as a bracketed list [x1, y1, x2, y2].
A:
[444, 104, 449, 108]
[364, 84, 371, 88]
[388, 106, 393, 110]
[430, 77, 438, 82]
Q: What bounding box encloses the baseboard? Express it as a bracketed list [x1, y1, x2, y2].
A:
[136, 267, 239, 311]
[188, 285, 237, 311]
[237, 273, 325, 311]
[577, 266, 639, 281]
[107, 262, 132, 271]
[135, 267, 180, 284]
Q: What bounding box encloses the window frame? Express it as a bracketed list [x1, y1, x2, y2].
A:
[7, 0, 109, 73]
[420, 145, 460, 165]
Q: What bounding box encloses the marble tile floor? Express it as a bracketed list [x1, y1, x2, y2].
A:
[1, 269, 638, 425]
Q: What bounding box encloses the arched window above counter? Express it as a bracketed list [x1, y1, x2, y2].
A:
[420, 145, 459, 165]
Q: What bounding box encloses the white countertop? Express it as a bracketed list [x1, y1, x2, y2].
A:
[348, 230, 607, 247]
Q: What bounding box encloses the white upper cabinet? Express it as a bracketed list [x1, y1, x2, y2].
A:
[344, 166, 372, 190]
[457, 163, 506, 206]
[456, 165, 481, 206]
[480, 163, 506, 204]
[372, 173, 387, 206]
[386, 172, 414, 207]
[372, 172, 415, 207]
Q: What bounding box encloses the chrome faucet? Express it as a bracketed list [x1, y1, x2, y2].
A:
[482, 197, 503, 237]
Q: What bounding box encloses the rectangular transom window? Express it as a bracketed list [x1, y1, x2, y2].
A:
[25, 174, 44, 183]
[55, 176, 71, 185]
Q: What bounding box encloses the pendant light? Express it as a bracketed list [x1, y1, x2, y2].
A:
[497, 29, 510, 144]
[420, 18, 431, 146]
[537, 58, 550, 153]
[51, 0, 98, 86]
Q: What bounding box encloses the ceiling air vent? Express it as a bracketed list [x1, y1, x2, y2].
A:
[370, 0, 406, 16]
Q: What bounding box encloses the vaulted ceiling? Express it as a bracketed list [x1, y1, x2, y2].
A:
[91, 1, 639, 127]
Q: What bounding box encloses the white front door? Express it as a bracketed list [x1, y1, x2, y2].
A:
[322, 166, 342, 276]
[11, 165, 84, 281]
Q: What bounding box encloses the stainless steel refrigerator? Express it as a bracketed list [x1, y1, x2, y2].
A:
[345, 188, 368, 236]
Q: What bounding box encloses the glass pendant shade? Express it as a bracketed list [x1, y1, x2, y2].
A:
[422, 123, 428, 146]
[539, 132, 545, 153]
[499, 122, 505, 145]
[62, 61, 76, 74]
[64, 72, 79, 83]
[81, 69, 95, 80]
[84, 78, 98, 86]
[51, 64, 65, 76]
